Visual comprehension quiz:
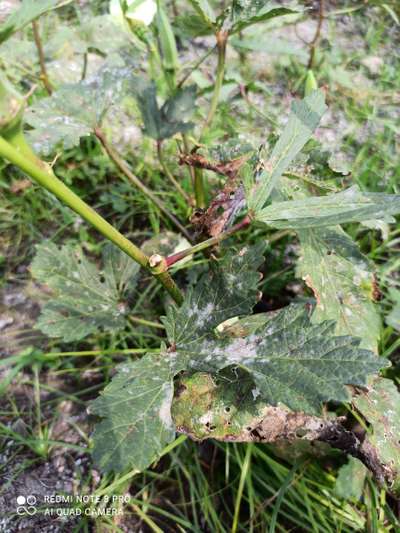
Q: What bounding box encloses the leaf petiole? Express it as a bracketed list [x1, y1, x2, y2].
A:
[165, 214, 251, 267]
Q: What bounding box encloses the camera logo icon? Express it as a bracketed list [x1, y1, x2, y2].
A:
[17, 495, 37, 516]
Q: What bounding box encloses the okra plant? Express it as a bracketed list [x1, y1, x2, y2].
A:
[1, 0, 400, 492]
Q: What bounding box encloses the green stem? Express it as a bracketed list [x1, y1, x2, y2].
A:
[95, 128, 192, 243]
[194, 30, 228, 209]
[6, 127, 46, 166]
[307, 0, 324, 70]
[201, 30, 228, 138]
[0, 135, 183, 304]
[165, 214, 251, 267]
[194, 167, 206, 209]
[32, 20, 53, 95]
[81, 52, 88, 81]
[156, 140, 192, 205]
[181, 133, 206, 209]
[181, 132, 197, 201]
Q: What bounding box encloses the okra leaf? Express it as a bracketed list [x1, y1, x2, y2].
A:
[297, 226, 381, 351]
[134, 81, 197, 140]
[228, 0, 299, 34]
[26, 65, 135, 154]
[255, 187, 400, 229]
[171, 368, 267, 440]
[90, 351, 185, 473]
[172, 304, 388, 415]
[91, 245, 387, 473]
[75, 15, 131, 55]
[133, 79, 160, 139]
[353, 378, 400, 493]
[42, 15, 128, 60]
[161, 85, 197, 132]
[0, 0, 72, 44]
[31, 241, 139, 342]
[248, 90, 327, 213]
[162, 243, 265, 347]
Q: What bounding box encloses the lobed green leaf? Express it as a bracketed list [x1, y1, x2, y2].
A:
[297, 226, 381, 351]
[248, 90, 327, 213]
[31, 241, 139, 342]
[173, 304, 388, 415]
[0, 0, 72, 44]
[90, 352, 185, 473]
[26, 65, 137, 153]
[134, 82, 197, 140]
[228, 0, 299, 34]
[162, 243, 265, 347]
[353, 378, 400, 493]
[256, 187, 400, 229]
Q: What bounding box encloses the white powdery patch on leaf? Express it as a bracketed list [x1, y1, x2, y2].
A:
[221, 336, 260, 364]
[158, 383, 174, 431]
[198, 411, 213, 425]
[188, 302, 216, 329]
[252, 387, 261, 400]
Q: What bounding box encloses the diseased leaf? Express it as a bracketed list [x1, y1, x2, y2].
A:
[255, 187, 400, 229]
[297, 226, 380, 351]
[0, 0, 72, 44]
[170, 304, 387, 415]
[162, 243, 265, 347]
[134, 82, 197, 140]
[90, 352, 184, 473]
[228, 0, 299, 34]
[91, 245, 264, 472]
[40, 16, 129, 69]
[102, 243, 141, 296]
[92, 243, 387, 473]
[248, 90, 327, 212]
[171, 368, 269, 440]
[335, 457, 367, 500]
[26, 65, 135, 153]
[31, 241, 139, 342]
[353, 378, 400, 493]
[208, 138, 254, 163]
[172, 369, 347, 448]
[217, 313, 271, 338]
